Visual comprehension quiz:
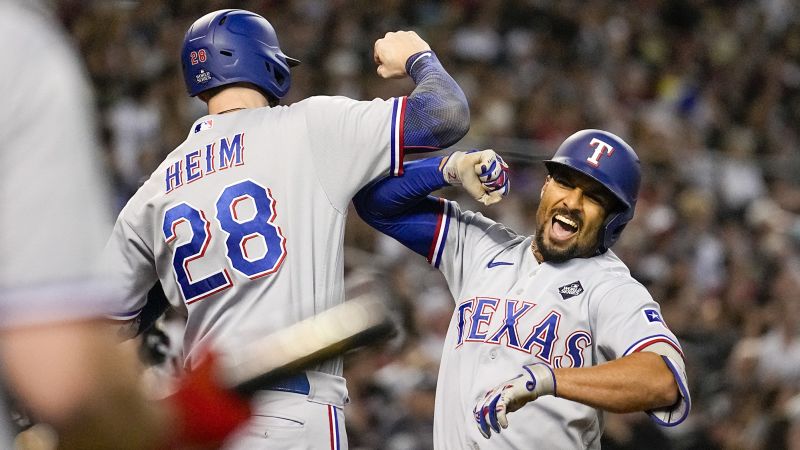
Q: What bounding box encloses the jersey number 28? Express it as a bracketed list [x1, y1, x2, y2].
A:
[162, 179, 286, 304]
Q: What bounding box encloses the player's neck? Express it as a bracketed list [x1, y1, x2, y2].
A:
[207, 86, 270, 115]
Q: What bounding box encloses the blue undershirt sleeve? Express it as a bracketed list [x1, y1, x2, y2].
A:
[403, 51, 470, 152]
[353, 156, 450, 258]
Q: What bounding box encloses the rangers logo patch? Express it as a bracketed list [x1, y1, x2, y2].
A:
[558, 281, 583, 300]
[195, 69, 212, 84]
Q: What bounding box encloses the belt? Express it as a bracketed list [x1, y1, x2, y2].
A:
[263, 372, 310, 395]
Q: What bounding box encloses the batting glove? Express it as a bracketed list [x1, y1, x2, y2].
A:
[473, 363, 556, 439]
[441, 150, 510, 205]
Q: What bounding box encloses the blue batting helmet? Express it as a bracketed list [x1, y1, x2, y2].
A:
[544, 129, 641, 253]
[181, 9, 300, 99]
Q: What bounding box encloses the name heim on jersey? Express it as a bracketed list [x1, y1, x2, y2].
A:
[165, 132, 246, 193]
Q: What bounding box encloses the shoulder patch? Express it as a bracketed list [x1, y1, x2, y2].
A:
[558, 281, 584, 300]
[643, 308, 664, 324]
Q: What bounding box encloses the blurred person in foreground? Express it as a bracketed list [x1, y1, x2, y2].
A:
[0, 2, 250, 448]
[355, 131, 690, 448]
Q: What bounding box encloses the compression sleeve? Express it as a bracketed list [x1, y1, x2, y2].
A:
[353, 156, 450, 259]
[403, 51, 470, 151]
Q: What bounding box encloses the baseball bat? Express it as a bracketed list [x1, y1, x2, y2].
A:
[219, 295, 396, 396]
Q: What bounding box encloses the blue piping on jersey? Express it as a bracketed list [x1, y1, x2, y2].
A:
[648, 355, 691, 427]
[389, 97, 405, 176]
[107, 307, 143, 321]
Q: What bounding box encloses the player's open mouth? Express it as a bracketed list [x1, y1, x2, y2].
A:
[550, 214, 578, 242]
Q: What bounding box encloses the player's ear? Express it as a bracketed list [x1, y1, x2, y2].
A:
[540, 176, 551, 199]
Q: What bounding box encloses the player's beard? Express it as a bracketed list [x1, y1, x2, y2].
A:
[534, 211, 598, 263]
[534, 227, 583, 263]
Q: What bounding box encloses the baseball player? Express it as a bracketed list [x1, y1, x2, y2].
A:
[102, 8, 469, 449]
[354, 130, 690, 448]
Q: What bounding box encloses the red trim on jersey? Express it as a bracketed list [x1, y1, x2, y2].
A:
[186, 150, 203, 184]
[247, 189, 287, 280]
[184, 210, 214, 280]
[184, 209, 233, 304]
[186, 269, 232, 305]
[166, 218, 187, 244]
[632, 337, 685, 358]
[328, 405, 335, 450]
[231, 195, 251, 221]
[426, 198, 446, 263]
[237, 132, 246, 166]
[397, 96, 407, 175]
[240, 234, 260, 259]
[249, 228, 287, 280]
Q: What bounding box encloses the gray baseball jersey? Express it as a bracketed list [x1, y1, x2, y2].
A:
[0, 2, 118, 446]
[105, 96, 406, 376]
[0, 0, 116, 327]
[429, 203, 690, 449]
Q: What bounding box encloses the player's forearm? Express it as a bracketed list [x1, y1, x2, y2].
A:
[354, 156, 449, 257]
[354, 156, 447, 218]
[553, 352, 679, 413]
[404, 51, 470, 150]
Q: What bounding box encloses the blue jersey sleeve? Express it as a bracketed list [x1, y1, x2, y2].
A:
[353, 156, 451, 263]
[403, 51, 470, 152]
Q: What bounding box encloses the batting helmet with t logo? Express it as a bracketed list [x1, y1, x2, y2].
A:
[544, 129, 641, 253]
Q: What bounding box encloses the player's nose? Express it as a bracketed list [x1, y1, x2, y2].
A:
[560, 187, 584, 210]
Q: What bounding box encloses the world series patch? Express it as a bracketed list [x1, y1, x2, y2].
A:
[558, 281, 583, 300]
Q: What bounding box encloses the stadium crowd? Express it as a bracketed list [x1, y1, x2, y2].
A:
[56, 0, 800, 448]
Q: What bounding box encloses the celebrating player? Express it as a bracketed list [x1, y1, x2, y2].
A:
[354, 130, 690, 448]
[103, 8, 469, 448]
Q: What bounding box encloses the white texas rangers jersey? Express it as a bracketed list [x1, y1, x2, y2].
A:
[429, 201, 690, 449]
[105, 95, 406, 372]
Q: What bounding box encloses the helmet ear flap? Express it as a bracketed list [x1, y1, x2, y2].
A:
[597, 209, 633, 253]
